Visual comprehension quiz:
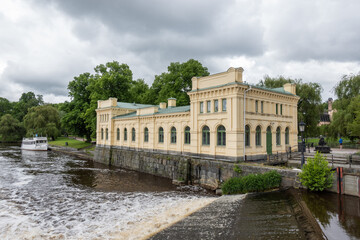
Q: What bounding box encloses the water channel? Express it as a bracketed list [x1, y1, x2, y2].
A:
[1, 144, 360, 239]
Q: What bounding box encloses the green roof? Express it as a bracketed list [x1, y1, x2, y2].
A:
[113, 105, 190, 119]
[116, 102, 156, 109]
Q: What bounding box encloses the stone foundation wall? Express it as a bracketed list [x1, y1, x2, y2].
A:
[94, 145, 300, 190]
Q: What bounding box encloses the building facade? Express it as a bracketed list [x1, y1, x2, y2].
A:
[96, 67, 299, 161]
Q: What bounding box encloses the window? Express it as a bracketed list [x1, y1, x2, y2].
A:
[207, 101, 211, 113]
[255, 100, 258, 113]
[106, 128, 108, 140]
[184, 126, 191, 144]
[202, 125, 210, 145]
[144, 127, 149, 142]
[101, 128, 104, 140]
[132, 128, 136, 142]
[276, 127, 281, 145]
[280, 104, 283, 115]
[245, 125, 250, 146]
[159, 127, 164, 143]
[117, 128, 120, 141]
[171, 127, 177, 143]
[124, 128, 127, 141]
[261, 101, 264, 113]
[214, 100, 218, 112]
[256, 126, 261, 146]
[200, 102, 204, 113]
[217, 125, 226, 146]
[222, 99, 227, 112]
[285, 127, 289, 145]
[276, 104, 278, 115]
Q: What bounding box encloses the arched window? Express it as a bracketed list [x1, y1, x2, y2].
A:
[245, 125, 250, 146]
[256, 126, 261, 146]
[105, 128, 108, 140]
[124, 128, 127, 141]
[117, 128, 120, 141]
[217, 125, 226, 146]
[202, 125, 210, 145]
[285, 127, 289, 145]
[132, 128, 136, 142]
[184, 126, 191, 144]
[144, 127, 149, 142]
[101, 128, 104, 140]
[171, 127, 177, 143]
[276, 127, 281, 145]
[159, 127, 164, 143]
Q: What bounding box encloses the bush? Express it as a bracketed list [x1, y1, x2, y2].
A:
[222, 170, 282, 195]
[299, 152, 334, 191]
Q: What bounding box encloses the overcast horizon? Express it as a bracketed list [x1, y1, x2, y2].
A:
[1, 0, 359, 103]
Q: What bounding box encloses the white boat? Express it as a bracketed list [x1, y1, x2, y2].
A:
[21, 137, 48, 151]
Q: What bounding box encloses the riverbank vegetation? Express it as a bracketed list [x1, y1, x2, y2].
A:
[299, 152, 334, 191]
[48, 137, 92, 149]
[221, 170, 282, 195]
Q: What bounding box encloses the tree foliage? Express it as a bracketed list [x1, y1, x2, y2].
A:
[13, 92, 44, 122]
[257, 76, 323, 137]
[0, 97, 12, 118]
[24, 105, 61, 140]
[0, 114, 26, 141]
[299, 152, 333, 191]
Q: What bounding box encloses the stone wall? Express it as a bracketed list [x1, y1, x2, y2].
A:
[94, 145, 300, 190]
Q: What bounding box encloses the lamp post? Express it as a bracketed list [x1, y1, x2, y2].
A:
[299, 121, 306, 168]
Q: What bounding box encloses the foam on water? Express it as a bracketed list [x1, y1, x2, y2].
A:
[0, 146, 216, 240]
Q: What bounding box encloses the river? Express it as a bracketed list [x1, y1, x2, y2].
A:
[0, 145, 215, 239]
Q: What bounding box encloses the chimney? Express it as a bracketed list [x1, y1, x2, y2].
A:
[328, 98, 333, 111]
[159, 102, 167, 109]
[283, 83, 296, 95]
[168, 98, 176, 108]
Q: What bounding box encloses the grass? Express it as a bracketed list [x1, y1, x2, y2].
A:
[49, 137, 93, 149]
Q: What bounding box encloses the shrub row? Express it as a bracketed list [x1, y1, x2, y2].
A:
[221, 170, 282, 195]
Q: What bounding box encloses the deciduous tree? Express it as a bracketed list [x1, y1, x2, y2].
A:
[0, 114, 26, 141]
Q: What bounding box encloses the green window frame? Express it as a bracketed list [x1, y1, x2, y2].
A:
[222, 99, 227, 112]
[101, 128, 104, 140]
[285, 127, 289, 145]
[207, 101, 211, 113]
[159, 127, 164, 143]
[124, 128, 127, 141]
[132, 128, 136, 142]
[255, 100, 258, 113]
[276, 127, 281, 145]
[144, 127, 149, 142]
[256, 126, 261, 146]
[276, 104, 278, 115]
[171, 127, 177, 143]
[217, 125, 226, 146]
[261, 101, 264, 113]
[200, 102, 204, 113]
[280, 104, 283, 115]
[214, 100, 218, 112]
[245, 125, 250, 146]
[117, 128, 120, 141]
[184, 126, 191, 144]
[106, 128, 108, 140]
[202, 125, 210, 145]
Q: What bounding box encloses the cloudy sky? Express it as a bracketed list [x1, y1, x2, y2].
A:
[1, 0, 359, 103]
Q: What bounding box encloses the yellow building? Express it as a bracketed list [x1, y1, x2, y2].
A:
[96, 67, 299, 162]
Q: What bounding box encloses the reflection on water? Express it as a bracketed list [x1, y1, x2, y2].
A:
[301, 190, 360, 240]
[0, 145, 214, 239]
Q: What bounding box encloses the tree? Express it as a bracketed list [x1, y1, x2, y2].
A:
[85, 61, 134, 137]
[257, 76, 323, 137]
[13, 92, 44, 122]
[0, 97, 13, 118]
[329, 74, 360, 140]
[61, 72, 92, 141]
[129, 79, 151, 104]
[148, 59, 209, 106]
[0, 114, 26, 141]
[23, 105, 61, 140]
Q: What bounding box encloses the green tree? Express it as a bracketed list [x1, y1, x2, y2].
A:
[149, 59, 209, 106]
[0, 114, 26, 141]
[13, 92, 44, 122]
[85, 61, 134, 137]
[61, 72, 92, 141]
[129, 79, 151, 104]
[257, 76, 322, 137]
[23, 105, 61, 140]
[0, 97, 13, 118]
[299, 152, 333, 191]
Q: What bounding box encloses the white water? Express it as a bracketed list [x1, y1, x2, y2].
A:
[0, 146, 216, 240]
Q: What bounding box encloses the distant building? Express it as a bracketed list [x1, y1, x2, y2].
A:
[319, 98, 335, 126]
[96, 67, 299, 161]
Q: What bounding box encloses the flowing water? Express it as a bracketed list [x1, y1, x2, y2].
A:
[0, 145, 216, 240]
